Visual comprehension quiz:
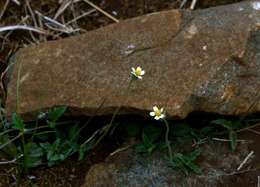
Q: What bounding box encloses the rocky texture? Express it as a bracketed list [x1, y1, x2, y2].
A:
[81, 140, 257, 187]
[6, 1, 260, 119]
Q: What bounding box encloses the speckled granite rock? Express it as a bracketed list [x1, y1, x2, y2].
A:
[81, 140, 257, 187]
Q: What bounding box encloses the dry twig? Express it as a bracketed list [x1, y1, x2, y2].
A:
[54, 0, 74, 20]
[180, 0, 188, 8]
[35, 11, 80, 34]
[0, 0, 10, 20]
[190, 0, 198, 10]
[82, 0, 119, 23]
[109, 145, 131, 156]
[24, 0, 39, 43]
[237, 151, 254, 171]
[0, 154, 23, 165]
[247, 128, 260, 135]
[66, 9, 96, 25]
[237, 123, 260, 133]
[212, 137, 250, 143]
[0, 25, 47, 34]
[11, 0, 20, 6]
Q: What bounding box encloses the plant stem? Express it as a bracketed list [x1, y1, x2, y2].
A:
[0, 154, 23, 165]
[0, 133, 22, 150]
[16, 63, 22, 112]
[21, 127, 28, 174]
[163, 118, 173, 161]
[92, 78, 134, 148]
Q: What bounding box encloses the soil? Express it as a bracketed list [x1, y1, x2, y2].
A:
[1, 0, 258, 187]
[0, 140, 117, 187]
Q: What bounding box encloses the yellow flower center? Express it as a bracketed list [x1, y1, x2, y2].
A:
[135, 69, 142, 76]
[155, 110, 161, 117]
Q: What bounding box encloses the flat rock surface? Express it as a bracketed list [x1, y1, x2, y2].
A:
[6, 1, 260, 119]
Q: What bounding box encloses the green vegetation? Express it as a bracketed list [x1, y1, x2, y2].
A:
[0, 107, 79, 169]
[210, 119, 241, 151]
[170, 149, 202, 175]
[0, 105, 259, 180]
[135, 125, 166, 155]
[0, 64, 259, 185]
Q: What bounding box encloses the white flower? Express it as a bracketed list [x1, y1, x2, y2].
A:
[252, 2, 260, 10]
[131, 66, 145, 79]
[149, 106, 165, 120]
[37, 112, 48, 119]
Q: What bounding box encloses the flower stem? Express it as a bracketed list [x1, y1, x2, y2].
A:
[92, 78, 134, 148]
[163, 118, 173, 161]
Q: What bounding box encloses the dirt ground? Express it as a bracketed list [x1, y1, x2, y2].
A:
[0, 141, 115, 187]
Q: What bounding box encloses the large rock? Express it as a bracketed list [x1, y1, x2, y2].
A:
[6, 1, 260, 119]
[81, 140, 258, 187]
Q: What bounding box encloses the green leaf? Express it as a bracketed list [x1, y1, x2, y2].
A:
[171, 153, 189, 175]
[229, 130, 237, 151]
[25, 156, 43, 168]
[59, 154, 65, 161]
[24, 143, 43, 168]
[157, 142, 167, 151]
[43, 138, 79, 166]
[211, 119, 232, 130]
[147, 144, 157, 154]
[190, 131, 200, 140]
[135, 144, 148, 153]
[135, 126, 164, 155]
[78, 143, 92, 161]
[25, 143, 44, 157]
[200, 126, 215, 136]
[170, 150, 202, 175]
[48, 106, 67, 122]
[12, 113, 24, 131]
[39, 142, 51, 151]
[184, 160, 201, 174]
[182, 151, 202, 174]
[142, 133, 153, 148]
[47, 121, 56, 128]
[188, 148, 201, 161]
[68, 125, 80, 140]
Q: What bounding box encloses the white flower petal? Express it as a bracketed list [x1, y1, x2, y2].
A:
[149, 112, 155, 116]
[160, 108, 164, 112]
[138, 76, 142, 79]
[153, 106, 158, 111]
[160, 114, 165, 119]
[141, 70, 145, 75]
[131, 67, 135, 72]
[154, 116, 160, 120]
